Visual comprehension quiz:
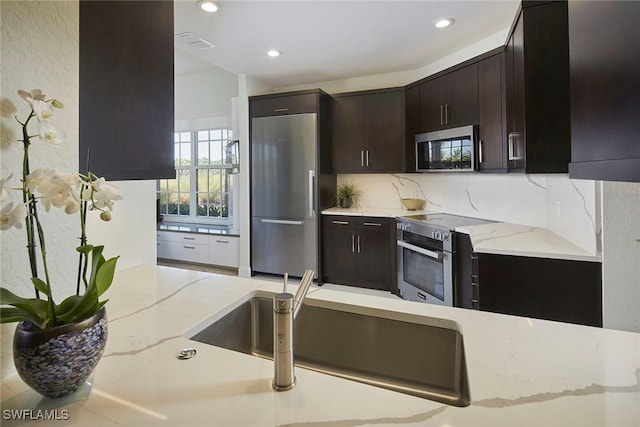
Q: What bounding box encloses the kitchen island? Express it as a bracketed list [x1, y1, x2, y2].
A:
[1, 264, 638, 426]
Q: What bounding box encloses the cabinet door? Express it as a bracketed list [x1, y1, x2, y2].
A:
[355, 218, 394, 291]
[332, 95, 366, 172]
[250, 93, 317, 118]
[322, 217, 357, 285]
[404, 85, 420, 172]
[444, 64, 479, 128]
[478, 54, 506, 171]
[568, 1, 640, 182]
[364, 90, 404, 172]
[505, 11, 526, 170]
[419, 77, 446, 132]
[79, 0, 174, 180]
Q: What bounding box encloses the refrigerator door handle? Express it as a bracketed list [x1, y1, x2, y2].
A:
[261, 219, 304, 225]
[308, 170, 316, 218]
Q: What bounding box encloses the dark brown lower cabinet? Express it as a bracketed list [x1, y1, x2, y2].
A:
[455, 233, 602, 327]
[322, 216, 396, 291]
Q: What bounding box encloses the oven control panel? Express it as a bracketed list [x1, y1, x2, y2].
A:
[431, 230, 450, 242]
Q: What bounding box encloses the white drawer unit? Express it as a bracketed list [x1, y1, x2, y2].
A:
[157, 230, 239, 268]
[210, 236, 239, 268]
[157, 231, 210, 264]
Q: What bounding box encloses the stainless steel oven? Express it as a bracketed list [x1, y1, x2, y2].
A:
[397, 214, 495, 307]
[397, 218, 453, 306]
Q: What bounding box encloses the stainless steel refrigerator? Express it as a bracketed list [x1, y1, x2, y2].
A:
[251, 113, 318, 278]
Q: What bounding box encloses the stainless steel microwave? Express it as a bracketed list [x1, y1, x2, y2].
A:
[415, 125, 477, 172]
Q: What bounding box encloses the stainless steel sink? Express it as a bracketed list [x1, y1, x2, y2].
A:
[188, 292, 470, 407]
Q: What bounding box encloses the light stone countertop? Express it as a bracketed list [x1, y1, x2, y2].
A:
[1, 264, 637, 426]
[322, 207, 601, 262]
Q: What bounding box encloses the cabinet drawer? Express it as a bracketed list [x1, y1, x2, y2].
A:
[157, 231, 209, 245]
[358, 216, 392, 232]
[157, 240, 210, 264]
[210, 236, 239, 268]
[323, 215, 355, 229]
[250, 93, 317, 117]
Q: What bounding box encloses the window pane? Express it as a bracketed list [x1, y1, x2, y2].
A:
[208, 169, 221, 193]
[211, 129, 222, 140]
[179, 142, 191, 166]
[178, 169, 190, 193]
[196, 192, 208, 217]
[197, 141, 209, 165]
[197, 130, 209, 141]
[180, 132, 191, 142]
[197, 169, 208, 192]
[166, 178, 178, 193]
[168, 193, 179, 214]
[210, 140, 223, 164]
[174, 133, 180, 143]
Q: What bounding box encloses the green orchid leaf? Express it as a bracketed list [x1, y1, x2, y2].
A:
[95, 257, 119, 297]
[55, 295, 83, 318]
[88, 246, 105, 288]
[0, 307, 42, 326]
[0, 288, 48, 323]
[30, 277, 51, 297]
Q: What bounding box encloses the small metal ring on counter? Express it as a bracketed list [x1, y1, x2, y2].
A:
[177, 348, 197, 360]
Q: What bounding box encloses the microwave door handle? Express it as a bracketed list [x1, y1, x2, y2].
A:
[397, 240, 442, 260]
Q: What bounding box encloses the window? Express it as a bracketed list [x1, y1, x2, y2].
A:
[157, 129, 235, 224]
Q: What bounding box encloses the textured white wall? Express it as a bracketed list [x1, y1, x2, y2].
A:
[1, 1, 159, 379]
[602, 182, 640, 333]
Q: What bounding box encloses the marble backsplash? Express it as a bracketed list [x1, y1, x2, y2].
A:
[337, 173, 600, 255]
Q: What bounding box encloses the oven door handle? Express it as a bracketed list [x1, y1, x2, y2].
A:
[397, 240, 443, 260]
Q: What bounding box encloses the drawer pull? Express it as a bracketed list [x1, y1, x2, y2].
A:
[183, 237, 196, 241]
[215, 240, 229, 243]
[274, 108, 289, 112]
[332, 220, 349, 225]
[363, 222, 382, 227]
[183, 245, 196, 249]
[471, 299, 479, 303]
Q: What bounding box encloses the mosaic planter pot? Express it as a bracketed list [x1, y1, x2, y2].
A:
[13, 307, 108, 398]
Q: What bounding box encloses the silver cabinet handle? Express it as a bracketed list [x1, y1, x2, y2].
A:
[357, 235, 361, 253]
[365, 150, 369, 167]
[445, 104, 450, 124]
[360, 150, 364, 167]
[397, 240, 442, 260]
[479, 140, 484, 164]
[183, 237, 196, 240]
[440, 105, 444, 126]
[508, 132, 523, 160]
[215, 239, 229, 243]
[274, 108, 289, 112]
[183, 245, 196, 249]
[363, 222, 381, 227]
[261, 219, 303, 225]
[332, 220, 349, 225]
[351, 235, 355, 253]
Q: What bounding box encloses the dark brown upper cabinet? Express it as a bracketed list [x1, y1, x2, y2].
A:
[79, 1, 175, 180]
[504, 1, 571, 173]
[478, 53, 507, 172]
[331, 88, 404, 173]
[419, 64, 479, 133]
[568, 1, 640, 182]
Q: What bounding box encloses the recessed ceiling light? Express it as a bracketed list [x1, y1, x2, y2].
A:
[197, 0, 220, 13]
[267, 49, 282, 57]
[435, 18, 455, 29]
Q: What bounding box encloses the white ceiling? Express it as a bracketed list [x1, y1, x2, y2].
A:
[174, 0, 521, 88]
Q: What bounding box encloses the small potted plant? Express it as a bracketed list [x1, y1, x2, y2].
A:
[336, 182, 362, 209]
[0, 89, 122, 398]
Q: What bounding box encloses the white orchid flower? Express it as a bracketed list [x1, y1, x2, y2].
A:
[0, 201, 27, 231]
[90, 177, 123, 213]
[32, 99, 54, 122]
[18, 89, 46, 103]
[0, 173, 13, 200]
[35, 172, 81, 212]
[26, 168, 55, 193]
[37, 121, 63, 145]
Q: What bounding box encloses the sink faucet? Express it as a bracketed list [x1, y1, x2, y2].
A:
[272, 269, 314, 391]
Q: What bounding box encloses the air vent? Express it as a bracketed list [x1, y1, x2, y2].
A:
[175, 32, 215, 49]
